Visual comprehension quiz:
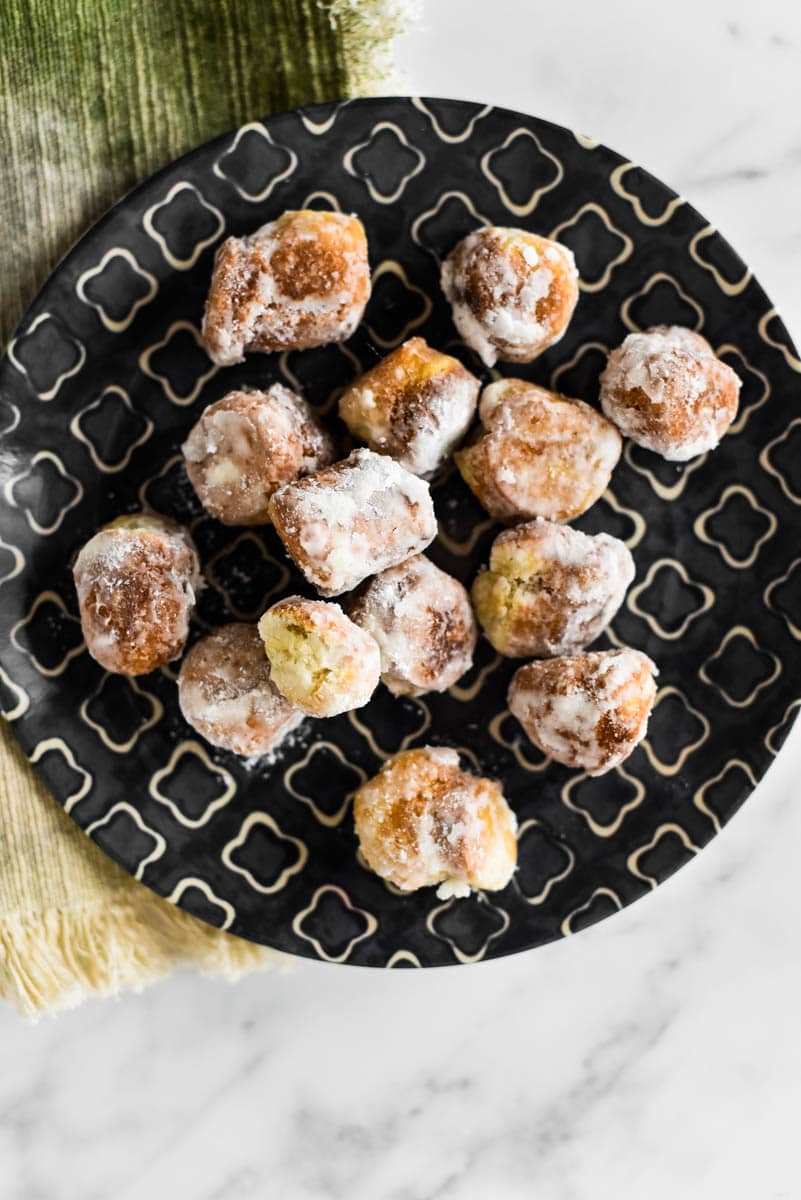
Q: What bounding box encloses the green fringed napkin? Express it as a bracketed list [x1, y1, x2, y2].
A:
[0, 0, 415, 1017]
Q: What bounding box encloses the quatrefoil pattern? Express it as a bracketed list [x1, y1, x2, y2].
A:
[7, 313, 85, 399]
[0, 97, 799, 967]
[71, 386, 153, 472]
[76, 249, 157, 331]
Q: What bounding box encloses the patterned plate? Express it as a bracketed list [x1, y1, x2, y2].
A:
[1, 97, 800, 967]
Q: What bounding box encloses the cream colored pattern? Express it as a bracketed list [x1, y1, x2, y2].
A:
[299, 103, 348, 136]
[627, 824, 700, 889]
[76, 249, 158, 332]
[3, 452, 83, 535]
[766, 559, 801, 640]
[300, 190, 343, 211]
[149, 742, 236, 828]
[0, 400, 20, 436]
[514, 820, 575, 904]
[222, 813, 308, 895]
[29, 738, 92, 815]
[143, 182, 225, 269]
[621, 272, 704, 332]
[278, 342, 362, 415]
[758, 307, 801, 372]
[10, 591, 83, 678]
[363, 260, 432, 347]
[166, 879, 235, 931]
[689, 225, 752, 296]
[136, 452, 185, 510]
[693, 760, 756, 834]
[7, 313, 86, 400]
[0, 535, 24, 585]
[0, 666, 29, 720]
[348, 697, 431, 760]
[723, 345, 770, 434]
[699, 627, 781, 709]
[212, 121, 298, 201]
[562, 763, 645, 838]
[448, 652, 503, 702]
[609, 163, 684, 226]
[600, 486, 647, 549]
[426, 894, 509, 964]
[694, 485, 777, 568]
[410, 190, 491, 259]
[385, 949, 422, 967]
[623, 439, 709, 501]
[767, 700, 801, 755]
[285, 742, 366, 828]
[759, 418, 801, 504]
[411, 97, 491, 142]
[435, 515, 494, 557]
[139, 321, 218, 405]
[561, 887, 622, 937]
[627, 559, 715, 639]
[550, 338, 609, 388]
[85, 803, 166, 881]
[70, 386, 154, 473]
[550, 203, 633, 291]
[80, 675, 163, 753]
[640, 687, 710, 777]
[204, 531, 290, 620]
[292, 886, 376, 963]
[344, 121, 425, 202]
[488, 709, 552, 773]
[481, 128, 563, 217]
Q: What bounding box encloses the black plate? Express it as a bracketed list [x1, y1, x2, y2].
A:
[2, 97, 800, 967]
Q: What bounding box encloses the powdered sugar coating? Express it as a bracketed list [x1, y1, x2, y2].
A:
[599, 325, 741, 461]
[455, 378, 622, 523]
[258, 596, 380, 718]
[202, 210, 371, 366]
[347, 554, 477, 696]
[178, 623, 304, 756]
[472, 518, 635, 657]
[508, 648, 657, 776]
[440, 227, 579, 367]
[268, 448, 437, 596]
[182, 383, 337, 525]
[73, 513, 200, 676]
[338, 337, 479, 477]
[353, 746, 518, 897]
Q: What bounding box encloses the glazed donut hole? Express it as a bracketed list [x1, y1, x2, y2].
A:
[202, 209, 371, 366]
[454, 378, 622, 523]
[347, 554, 477, 696]
[182, 383, 337, 525]
[178, 623, 304, 757]
[258, 596, 380, 718]
[508, 648, 657, 776]
[472, 519, 635, 658]
[440, 226, 579, 367]
[338, 337, 479, 477]
[73, 513, 200, 677]
[599, 325, 741, 461]
[268, 447, 437, 597]
[352, 746, 518, 897]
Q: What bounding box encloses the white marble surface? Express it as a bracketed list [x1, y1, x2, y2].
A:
[3, 2, 801, 1196]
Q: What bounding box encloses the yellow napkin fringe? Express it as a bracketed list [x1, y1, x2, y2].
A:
[0, 898, 285, 1020]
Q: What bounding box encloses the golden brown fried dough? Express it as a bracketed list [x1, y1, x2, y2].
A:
[353, 747, 517, 897]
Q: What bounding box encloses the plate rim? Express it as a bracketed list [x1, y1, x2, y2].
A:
[2, 93, 800, 965]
